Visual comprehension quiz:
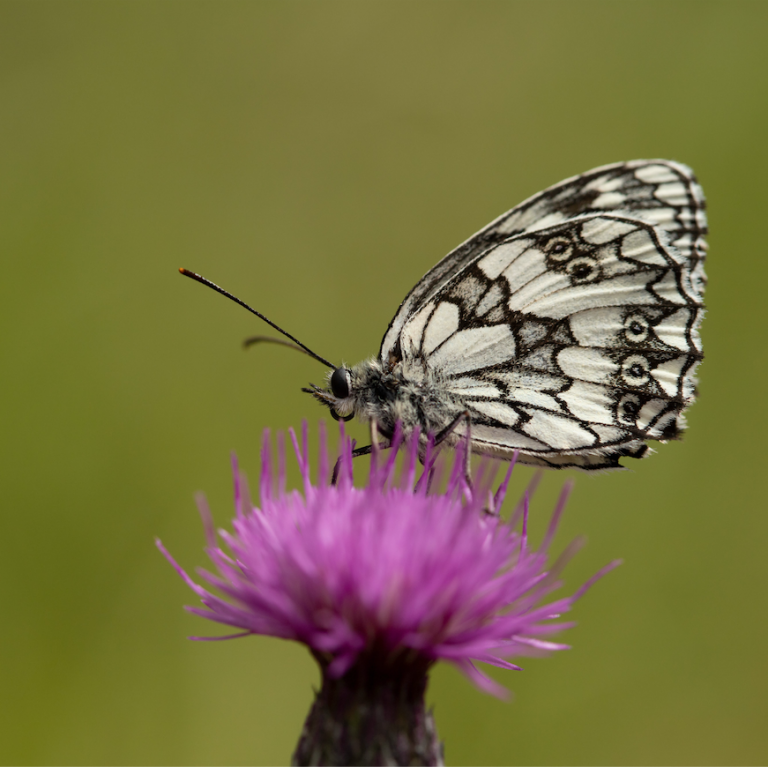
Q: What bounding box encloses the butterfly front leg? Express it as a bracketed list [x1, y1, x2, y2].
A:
[330, 442, 389, 486]
[329, 421, 394, 486]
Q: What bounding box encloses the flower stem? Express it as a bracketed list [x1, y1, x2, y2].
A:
[292, 652, 443, 766]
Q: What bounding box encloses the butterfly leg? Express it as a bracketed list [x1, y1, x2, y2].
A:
[370, 419, 383, 460]
[433, 410, 473, 488]
[330, 442, 394, 485]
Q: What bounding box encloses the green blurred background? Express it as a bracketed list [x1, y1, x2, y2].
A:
[2, 1, 766, 764]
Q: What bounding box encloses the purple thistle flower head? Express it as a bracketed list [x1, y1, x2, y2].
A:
[157, 422, 619, 699]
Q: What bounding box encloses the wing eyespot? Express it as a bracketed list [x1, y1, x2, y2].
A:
[617, 394, 641, 424]
[543, 236, 573, 262]
[621, 355, 651, 386]
[624, 313, 651, 343]
[567, 256, 601, 283]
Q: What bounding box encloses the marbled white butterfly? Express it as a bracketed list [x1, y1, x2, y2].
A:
[181, 160, 706, 470]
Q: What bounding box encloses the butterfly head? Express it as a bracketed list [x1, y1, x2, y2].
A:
[303, 357, 412, 428]
[303, 365, 358, 422]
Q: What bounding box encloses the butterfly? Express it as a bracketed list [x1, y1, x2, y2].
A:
[181, 159, 706, 470]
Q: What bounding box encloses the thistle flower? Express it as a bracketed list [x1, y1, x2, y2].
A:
[158, 424, 619, 765]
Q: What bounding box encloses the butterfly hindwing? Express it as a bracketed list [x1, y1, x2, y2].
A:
[392, 209, 704, 469]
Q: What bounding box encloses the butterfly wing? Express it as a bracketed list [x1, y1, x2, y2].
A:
[380, 159, 707, 363]
[392, 211, 705, 469]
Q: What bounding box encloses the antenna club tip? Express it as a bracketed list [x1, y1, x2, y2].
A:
[179, 267, 190, 275]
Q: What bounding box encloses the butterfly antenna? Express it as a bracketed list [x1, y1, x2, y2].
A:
[243, 334, 322, 361]
[179, 268, 335, 369]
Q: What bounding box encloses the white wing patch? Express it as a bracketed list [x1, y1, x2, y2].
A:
[558, 381, 616, 424]
[477, 238, 533, 279]
[568, 307, 625, 347]
[621, 230, 669, 266]
[652, 271, 688, 304]
[422, 301, 459, 354]
[468, 400, 521, 427]
[651, 356, 688, 396]
[449, 377, 501, 398]
[520, 409, 597, 451]
[580, 217, 637, 244]
[401, 302, 434, 355]
[557, 347, 618, 384]
[515, 272, 660, 319]
[467, 424, 550, 452]
[634, 163, 680, 184]
[429, 324, 516, 374]
[475, 281, 506, 317]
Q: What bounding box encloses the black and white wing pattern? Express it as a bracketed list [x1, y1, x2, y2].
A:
[381, 160, 707, 469]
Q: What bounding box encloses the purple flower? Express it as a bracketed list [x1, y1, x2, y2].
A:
[158, 422, 619, 699]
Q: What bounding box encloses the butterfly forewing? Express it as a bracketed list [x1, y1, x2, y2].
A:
[380, 160, 706, 469]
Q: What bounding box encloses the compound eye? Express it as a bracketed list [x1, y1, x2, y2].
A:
[330, 367, 351, 399]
